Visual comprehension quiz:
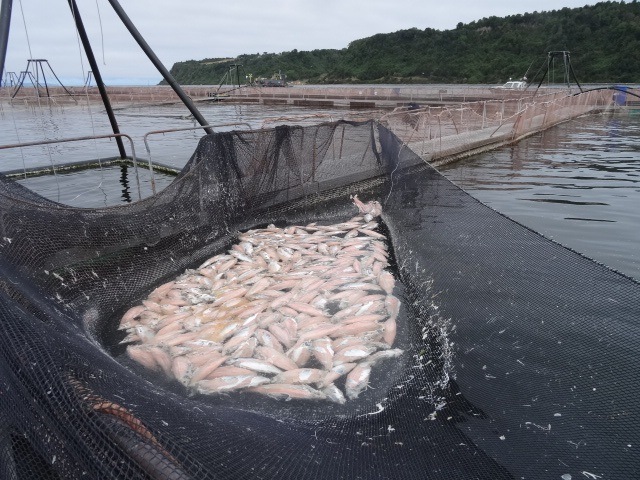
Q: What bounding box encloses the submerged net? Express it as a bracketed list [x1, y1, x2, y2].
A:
[0, 119, 639, 479]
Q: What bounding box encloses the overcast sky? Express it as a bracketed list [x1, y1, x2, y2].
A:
[2, 0, 602, 85]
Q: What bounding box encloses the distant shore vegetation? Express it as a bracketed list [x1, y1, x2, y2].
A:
[165, 1, 640, 85]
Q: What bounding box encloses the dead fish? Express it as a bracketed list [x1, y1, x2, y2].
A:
[223, 325, 258, 354]
[342, 314, 387, 325]
[229, 250, 254, 263]
[321, 361, 357, 387]
[287, 341, 312, 367]
[246, 277, 273, 297]
[255, 345, 299, 371]
[134, 325, 156, 343]
[378, 271, 395, 294]
[171, 356, 194, 386]
[288, 302, 326, 318]
[196, 375, 270, 394]
[345, 362, 372, 400]
[351, 195, 382, 217]
[367, 348, 404, 366]
[255, 329, 284, 353]
[383, 317, 397, 346]
[120, 305, 148, 327]
[229, 337, 258, 359]
[335, 321, 381, 338]
[126, 345, 160, 371]
[333, 345, 376, 365]
[267, 323, 294, 349]
[247, 384, 327, 401]
[273, 368, 326, 385]
[385, 295, 400, 317]
[322, 383, 347, 404]
[228, 358, 283, 376]
[190, 355, 229, 383]
[206, 365, 256, 379]
[212, 287, 247, 306]
[148, 347, 173, 376]
[297, 324, 341, 343]
[311, 338, 334, 370]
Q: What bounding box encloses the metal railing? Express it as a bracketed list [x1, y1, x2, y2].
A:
[0, 133, 141, 199]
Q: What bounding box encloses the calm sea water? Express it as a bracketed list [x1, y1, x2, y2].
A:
[439, 113, 640, 280]
[1, 99, 638, 280]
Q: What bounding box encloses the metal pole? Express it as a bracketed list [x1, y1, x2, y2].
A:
[0, 0, 12, 87]
[106, 0, 213, 135]
[67, 0, 127, 158]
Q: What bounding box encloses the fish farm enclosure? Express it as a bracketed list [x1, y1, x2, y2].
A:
[1, 88, 640, 479]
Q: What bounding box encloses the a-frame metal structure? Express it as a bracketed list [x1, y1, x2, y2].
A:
[0, 0, 213, 160]
[11, 58, 77, 100]
[534, 50, 584, 94]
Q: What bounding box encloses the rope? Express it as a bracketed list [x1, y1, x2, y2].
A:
[95, 0, 106, 65]
[16, 0, 33, 59]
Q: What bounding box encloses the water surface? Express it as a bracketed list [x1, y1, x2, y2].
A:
[439, 114, 640, 280]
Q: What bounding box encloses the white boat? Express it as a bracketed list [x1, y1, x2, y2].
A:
[492, 80, 528, 90]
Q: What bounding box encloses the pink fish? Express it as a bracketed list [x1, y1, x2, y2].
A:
[148, 346, 173, 376]
[378, 271, 395, 294]
[255, 345, 299, 371]
[273, 368, 326, 385]
[384, 295, 401, 317]
[223, 325, 258, 354]
[126, 345, 160, 371]
[228, 358, 283, 376]
[333, 344, 376, 365]
[119, 305, 148, 328]
[322, 383, 347, 404]
[321, 362, 357, 387]
[342, 314, 387, 325]
[229, 337, 258, 359]
[297, 324, 341, 343]
[171, 356, 194, 386]
[333, 321, 380, 338]
[246, 383, 326, 401]
[367, 348, 404, 366]
[287, 341, 312, 367]
[208, 366, 256, 378]
[345, 362, 372, 400]
[190, 355, 230, 383]
[311, 338, 335, 370]
[255, 329, 284, 353]
[288, 302, 326, 317]
[383, 317, 397, 346]
[268, 323, 293, 349]
[196, 375, 270, 394]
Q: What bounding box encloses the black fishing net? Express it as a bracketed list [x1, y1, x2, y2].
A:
[0, 120, 638, 479]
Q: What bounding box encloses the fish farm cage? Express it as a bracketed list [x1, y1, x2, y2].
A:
[1, 110, 640, 479]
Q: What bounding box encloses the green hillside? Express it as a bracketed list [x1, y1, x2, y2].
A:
[166, 1, 640, 85]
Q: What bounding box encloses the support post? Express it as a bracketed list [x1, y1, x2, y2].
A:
[68, 0, 127, 158]
[106, 0, 213, 135]
[0, 0, 13, 87]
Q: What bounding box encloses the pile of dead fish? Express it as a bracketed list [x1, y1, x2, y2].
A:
[120, 196, 403, 404]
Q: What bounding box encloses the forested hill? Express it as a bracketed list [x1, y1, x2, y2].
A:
[166, 1, 640, 85]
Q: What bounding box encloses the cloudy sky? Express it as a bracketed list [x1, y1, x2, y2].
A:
[2, 0, 600, 85]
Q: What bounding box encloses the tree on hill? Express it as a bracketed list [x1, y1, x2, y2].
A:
[164, 1, 640, 85]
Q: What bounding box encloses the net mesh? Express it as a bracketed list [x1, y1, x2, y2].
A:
[1, 119, 639, 479]
[380, 89, 614, 165]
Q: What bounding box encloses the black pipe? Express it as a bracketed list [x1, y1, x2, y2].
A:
[0, 0, 12, 87]
[568, 56, 584, 93]
[106, 0, 213, 135]
[67, 0, 127, 159]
